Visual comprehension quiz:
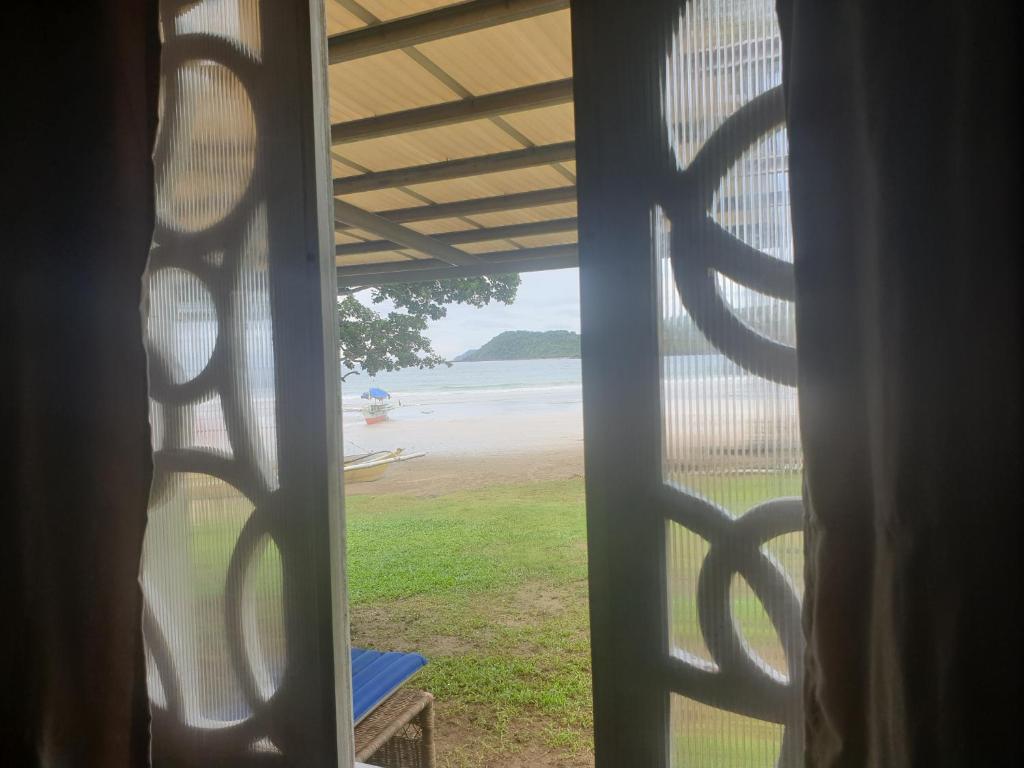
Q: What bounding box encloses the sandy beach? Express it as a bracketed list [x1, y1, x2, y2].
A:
[337, 354, 801, 500]
[343, 399, 585, 496]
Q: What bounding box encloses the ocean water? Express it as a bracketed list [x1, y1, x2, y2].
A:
[154, 323, 796, 463]
[340, 358, 583, 427]
[337, 353, 799, 465]
[338, 354, 791, 420]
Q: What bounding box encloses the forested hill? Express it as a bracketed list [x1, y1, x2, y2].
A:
[455, 330, 581, 362]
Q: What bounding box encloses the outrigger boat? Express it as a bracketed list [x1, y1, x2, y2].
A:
[360, 386, 398, 425]
[343, 448, 425, 483]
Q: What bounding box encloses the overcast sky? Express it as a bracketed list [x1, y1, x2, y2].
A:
[402, 267, 581, 359]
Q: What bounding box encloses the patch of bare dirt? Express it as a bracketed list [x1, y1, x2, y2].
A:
[349, 599, 476, 657]
[487, 581, 577, 629]
[346, 450, 584, 498]
[434, 708, 594, 768]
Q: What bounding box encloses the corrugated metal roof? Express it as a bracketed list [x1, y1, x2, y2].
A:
[325, 0, 577, 286]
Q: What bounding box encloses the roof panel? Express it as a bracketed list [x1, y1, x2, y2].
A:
[327, 50, 460, 123]
[413, 10, 572, 95]
[405, 217, 480, 235]
[340, 227, 385, 241]
[457, 240, 520, 254]
[354, 0, 457, 24]
[500, 102, 575, 146]
[507, 231, 578, 248]
[336, 187, 429, 212]
[465, 201, 577, 228]
[335, 230, 371, 244]
[331, 156, 366, 178]
[405, 165, 569, 202]
[324, 1, 369, 35]
[336, 249, 429, 265]
[337, 118, 523, 172]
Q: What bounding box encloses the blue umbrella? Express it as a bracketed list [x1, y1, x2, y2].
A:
[361, 387, 390, 400]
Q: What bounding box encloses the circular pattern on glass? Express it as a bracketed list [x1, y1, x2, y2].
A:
[155, 60, 257, 234]
[146, 266, 218, 386]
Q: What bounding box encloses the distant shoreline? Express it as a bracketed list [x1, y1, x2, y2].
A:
[455, 329, 580, 362]
[453, 355, 580, 363]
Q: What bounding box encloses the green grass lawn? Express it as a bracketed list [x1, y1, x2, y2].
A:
[345, 473, 803, 767]
[174, 473, 801, 765]
[347, 480, 592, 765]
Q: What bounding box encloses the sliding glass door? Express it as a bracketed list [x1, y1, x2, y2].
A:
[574, 1, 802, 765]
[140, 1, 350, 764]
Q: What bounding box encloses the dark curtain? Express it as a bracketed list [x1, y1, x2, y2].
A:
[779, 1, 1021, 765]
[1, 2, 160, 766]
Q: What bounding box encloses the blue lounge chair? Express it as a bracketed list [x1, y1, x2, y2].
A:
[351, 647, 428, 723]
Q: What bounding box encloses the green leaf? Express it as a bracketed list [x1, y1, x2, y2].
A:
[338, 274, 521, 377]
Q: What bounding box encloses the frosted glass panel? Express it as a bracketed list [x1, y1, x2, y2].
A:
[144, 473, 277, 724]
[656, 0, 803, 764]
[671, 694, 784, 768]
[141, 0, 340, 763]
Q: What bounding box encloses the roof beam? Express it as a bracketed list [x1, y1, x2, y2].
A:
[336, 217, 577, 256]
[328, 0, 570, 64]
[335, 186, 577, 228]
[333, 199, 479, 267]
[333, 141, 575, 195]
[331, 78, 573, 144]
[337, 245, 579, 287]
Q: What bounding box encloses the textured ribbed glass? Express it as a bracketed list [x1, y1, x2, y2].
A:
[656, 0, 803, 765]
[140, 1, 326, 761]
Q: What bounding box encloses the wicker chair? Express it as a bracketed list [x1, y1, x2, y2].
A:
[354, 689, 435, 768]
